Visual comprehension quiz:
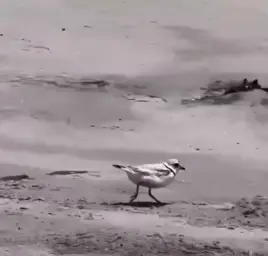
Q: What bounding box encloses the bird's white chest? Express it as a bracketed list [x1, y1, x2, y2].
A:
[127, 172, 175, 189]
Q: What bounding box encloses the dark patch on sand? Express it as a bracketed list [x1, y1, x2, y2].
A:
[0, 174, 32, 182]
[8, 75, 111, 91]
[47, 170, 88, 176]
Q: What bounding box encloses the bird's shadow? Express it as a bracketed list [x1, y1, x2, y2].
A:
[108, 201, 174, 208]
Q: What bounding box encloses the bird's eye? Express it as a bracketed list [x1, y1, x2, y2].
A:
[173, 163, 179, 168]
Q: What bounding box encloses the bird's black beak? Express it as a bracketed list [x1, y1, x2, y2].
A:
[180, 166, 186, 170]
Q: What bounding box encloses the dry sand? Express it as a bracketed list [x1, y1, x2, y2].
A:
[1, 0, 268, 255]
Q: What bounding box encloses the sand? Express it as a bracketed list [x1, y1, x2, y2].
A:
[1, 0, 268, 255]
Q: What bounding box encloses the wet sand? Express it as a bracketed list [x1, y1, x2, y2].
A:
[1, 0, 268, 255]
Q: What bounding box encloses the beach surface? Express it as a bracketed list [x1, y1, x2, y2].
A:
[1, 0, 268, 255]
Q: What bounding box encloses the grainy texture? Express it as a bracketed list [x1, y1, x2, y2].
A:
[1, 1, 268, 255]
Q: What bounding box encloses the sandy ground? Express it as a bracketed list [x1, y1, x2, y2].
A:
[1, 0, 268, 255]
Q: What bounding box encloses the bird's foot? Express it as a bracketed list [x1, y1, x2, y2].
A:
[129, 194, 138, 204]
[155, 200, 165, 205]
[150, 196, 164, 205]
[148, 189, 164, 205]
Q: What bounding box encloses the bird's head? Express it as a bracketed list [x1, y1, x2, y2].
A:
[166, 159, 186, 174]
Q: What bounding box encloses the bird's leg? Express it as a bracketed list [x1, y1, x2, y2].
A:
[148, 188, 162, 204]
[129, 185, 139, 203]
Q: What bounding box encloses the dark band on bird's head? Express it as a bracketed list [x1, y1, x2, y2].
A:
[162, 162, 176, 176]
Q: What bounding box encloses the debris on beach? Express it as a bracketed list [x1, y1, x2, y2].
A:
[217, 195, 268, 229]
[181, 78, 268, 106]
[234, 195, 268, 218]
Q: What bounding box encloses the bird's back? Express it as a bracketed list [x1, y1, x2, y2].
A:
[112, 161, 176, 188]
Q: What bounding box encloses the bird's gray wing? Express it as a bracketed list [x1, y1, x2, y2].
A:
[128, 166, 169, 177]
[135, 166, 170, 177]
[128, 166, 154, 176]
[153, 168, 170, 176]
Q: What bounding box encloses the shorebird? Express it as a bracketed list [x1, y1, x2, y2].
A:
[112, 159, 186, 204]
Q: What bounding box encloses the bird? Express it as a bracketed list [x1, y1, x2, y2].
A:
[112, 159, 186, 204]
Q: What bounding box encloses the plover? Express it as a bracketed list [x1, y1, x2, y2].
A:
[112, 159, 186, 204]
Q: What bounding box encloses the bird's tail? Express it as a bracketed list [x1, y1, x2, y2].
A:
[112, 164, 125, 169]
[112, 164, 134, 175]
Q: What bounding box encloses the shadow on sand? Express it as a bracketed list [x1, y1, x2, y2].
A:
[107, 201, 174, 208]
